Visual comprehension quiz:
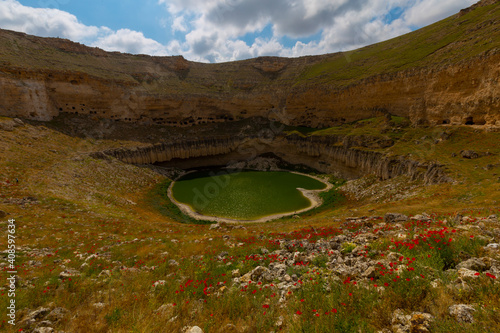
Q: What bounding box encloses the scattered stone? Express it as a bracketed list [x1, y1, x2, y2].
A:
[98, 270, 111, 278]
[410, 312, 434, 333]
[209, 223, 220, 230]
[362, 266, 377, 279]
[155, 304, 175, 318]
[488, 214, 498, 223]
[449, 304, 475, 323]
[59, 269, 81, 279]
[13, 118, 24, 126]
[275, 316, 284, 328]
[232, 269, 240, 278]
[32, 328, 54, 333]
[456, 258, 487, 271]
[153, 280, 166, 288]
[457, 268, 480, 280]
[185, 326, 203, 333]
[384, 213, 408, 223]
[222, 323, 238, 332]
[26, 308, 51, 321]
[391, 309, 411, 333]
[45, 307, 68, 323]
[410, 213, 431, 222]
[485, 243, 500, 250]
[460, 150, 480, 159]
[217, 251, 229, 260]
[169, 259, 179, 266]
[19, 307, 51, 329]
[92, 303, 106, 309]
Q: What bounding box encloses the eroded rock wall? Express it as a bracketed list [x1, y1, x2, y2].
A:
[92, 135, 451, 184]
[284, 52, 500, 127]
[1, 51, 499, 127]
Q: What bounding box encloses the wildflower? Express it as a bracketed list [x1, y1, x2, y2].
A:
[296, 310, 302, 315]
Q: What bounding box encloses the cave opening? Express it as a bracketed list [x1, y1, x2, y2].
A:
[465, 117, 474, 125]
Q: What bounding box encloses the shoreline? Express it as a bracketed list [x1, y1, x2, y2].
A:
[167, 169, 333, 224]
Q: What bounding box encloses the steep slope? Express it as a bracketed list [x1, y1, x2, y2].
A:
[0, 0, 498, 127]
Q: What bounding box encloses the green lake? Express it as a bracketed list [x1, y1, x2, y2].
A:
[170, 169, 328, 221]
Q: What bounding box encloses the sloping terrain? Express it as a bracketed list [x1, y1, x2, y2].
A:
[0, 1, 499, 332]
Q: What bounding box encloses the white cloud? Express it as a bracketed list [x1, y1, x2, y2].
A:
[163, 0, 477, 62]
[404, 0, 477, 27]
[172, 16, 188, 32]
[92, 29, 168, 55]
[0, 0, 100, 42]
[0, 0, 172, 56]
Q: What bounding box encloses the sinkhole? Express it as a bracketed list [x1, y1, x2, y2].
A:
[167, 169, 333, 222]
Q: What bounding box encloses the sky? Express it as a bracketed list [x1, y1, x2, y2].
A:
[0, 0, 477, 63]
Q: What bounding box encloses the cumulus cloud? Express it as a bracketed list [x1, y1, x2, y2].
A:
[0, 0, 172, 55]
[158, 0, 477, 62]
[0, 0, 100, 42]
[92, 29, 168, 55]
[404, 0, 477, 27]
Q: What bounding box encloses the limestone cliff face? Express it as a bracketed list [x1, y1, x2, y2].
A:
[285, 52, 500, 127]
[1, 50, 498, 126]
[92, 135, 451, 185]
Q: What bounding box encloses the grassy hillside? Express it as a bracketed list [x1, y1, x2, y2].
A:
[1, 116, 499, 332]
[297, 1, 500, 86]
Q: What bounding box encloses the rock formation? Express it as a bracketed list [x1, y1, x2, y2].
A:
[91, 134, 451, 184]
[0, 0, 499, 127]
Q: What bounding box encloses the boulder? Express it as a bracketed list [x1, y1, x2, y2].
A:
[59, 269, 81, 279]
[384, 213, 408, 224]
[410, 312, 434, 333]
[32, 328, 54, 333]
[457, 268, 480, 280]
[460, 150, 479, 159]
[456, 258, 487, 271]
[186, 326, 203, 333]
[449, 304, 475, 323]
[45, 307, 68, 323]
[391, 309, 411, 333]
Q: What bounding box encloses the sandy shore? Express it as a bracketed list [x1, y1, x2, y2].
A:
[167, 170, 333, 224]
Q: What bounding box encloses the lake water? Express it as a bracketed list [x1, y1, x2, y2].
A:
[170, 169, 328, 221]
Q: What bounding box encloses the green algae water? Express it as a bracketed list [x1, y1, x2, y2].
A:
[170, 169, 328, 221]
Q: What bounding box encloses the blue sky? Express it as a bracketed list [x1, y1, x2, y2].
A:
[0, 0, 477, 62]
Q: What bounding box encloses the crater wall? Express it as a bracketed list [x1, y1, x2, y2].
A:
[91, 135, 451, 185]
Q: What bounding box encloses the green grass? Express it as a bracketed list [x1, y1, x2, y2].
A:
[296, 2, 500, 86]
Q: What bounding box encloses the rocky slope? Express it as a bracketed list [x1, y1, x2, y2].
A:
[0, 0, 499, 127]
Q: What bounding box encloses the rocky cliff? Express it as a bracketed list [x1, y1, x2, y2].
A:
[91, 134, 451, 185]
[0, 0, 499, 127]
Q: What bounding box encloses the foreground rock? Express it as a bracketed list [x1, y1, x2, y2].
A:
[449, 304, 475, 323]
